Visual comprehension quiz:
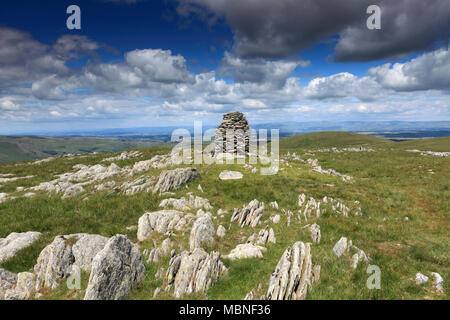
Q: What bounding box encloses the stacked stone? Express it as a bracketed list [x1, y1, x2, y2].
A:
[214, 111, 250, 154]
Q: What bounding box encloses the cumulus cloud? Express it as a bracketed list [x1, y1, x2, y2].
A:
[367, 48, 450, 91]
[218, 52, 308, 88]
[177, 0, 449, 61]
[0, 27, 99, 87]
[125, 49, 194, 83]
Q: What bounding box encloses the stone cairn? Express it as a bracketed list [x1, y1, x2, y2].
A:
[214, 111, 250, 155]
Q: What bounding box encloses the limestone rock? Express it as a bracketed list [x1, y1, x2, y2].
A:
[269, 201, 279, 210]
[266, 242, 319, 300]
[137, 210, 189, 241]
[415, 273, 429, 285]
[216, 225, 226, 238]
[0, 231, 41, 263]
[72, 234, 109, 272]
[153, 167, 199, 194]
[309, 224, 321, 244]
[84, 235, 145, 300]
[4, 272, 35, 300]
[189, 213, 215, 251]
[430, 272, 444, 292]
[166, 248, 228, 298]
[34, 233, 108, 291]
[332, 237, 349, 258]
[219, 170, 243, 180]
[224, 243, 267, 260]
[159, 193, 213, 211]
[143, 238, 173, 264]
[231, 199, 264, 227]
[0, 268, 17, 300]
[271, 214, 280, 224]
[248, 228, 276, 245]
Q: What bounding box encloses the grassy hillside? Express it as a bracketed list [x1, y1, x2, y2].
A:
[0, 132, 448, 300]
[0, 136, 169, 164]
[394, 137, 450, 152]
[279, 131, 393, 149]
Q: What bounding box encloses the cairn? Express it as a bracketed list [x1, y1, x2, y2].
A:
[214, 111, 250, 155]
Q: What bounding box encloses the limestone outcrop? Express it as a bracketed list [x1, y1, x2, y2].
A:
[166, 248, 228, 298]
[231, 199, 264, 227]
[84, 235, 145, 300]
[152, 167, 199, 194]
[266, 241, 320, 300]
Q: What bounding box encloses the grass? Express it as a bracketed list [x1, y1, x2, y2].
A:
[0, 132, 448, 300]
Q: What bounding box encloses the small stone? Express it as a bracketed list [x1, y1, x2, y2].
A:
[415, 272, 429, 285]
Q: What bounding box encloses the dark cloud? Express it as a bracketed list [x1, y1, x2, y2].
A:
[178, 0, 449, 61]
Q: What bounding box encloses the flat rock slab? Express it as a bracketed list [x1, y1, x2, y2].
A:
[0, 232, 41, 263]
[219, 170, 243, 180]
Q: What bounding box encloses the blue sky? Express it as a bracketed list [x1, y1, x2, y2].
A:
[0, 0, 449, 134]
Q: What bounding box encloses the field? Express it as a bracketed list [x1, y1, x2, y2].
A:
[0, 132, 448, 300]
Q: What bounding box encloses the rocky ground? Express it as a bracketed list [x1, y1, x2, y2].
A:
[0, 133, 448, 300]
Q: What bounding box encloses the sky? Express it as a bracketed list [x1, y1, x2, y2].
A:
[0, 0, 449, 134]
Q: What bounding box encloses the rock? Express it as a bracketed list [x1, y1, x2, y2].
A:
[34, 235, 76, 291]
[33, 233, 108, 291]
[137, 210, 189, 241]
[31, 163, 123, 199]
[415, 273, 429, 285]
[219, 170, 243, 180]
[217, 225, 226, 238]
[72, 234, 109, 272]
[244, 288, 255, 300]
[0, 268, 17, 300]
[271, 214, 280, 224]
[231, 199, 264, 227]
[189, 213, 215, 251]
[269, 201, 279, 210]
[121, 176, 155, 195]
[129, 154, 176, 176]
[153, 167, 199, 194]
[214, 111, 250, 154]
[153, 287, 162, 298]
[266, 242, 319, 300]
[0, 193, 8, 203]
[143, 238, 173, 264]
[307, 158, 353, 182]
[309, 223, 321, 243]
[430, 272, 444, 292]
[159, 194, 213, 211]
[4, 272, 35, 300]
[84, 235, 145, 300]
[248, 228, 276, 245]
[332, 237, 349, 258]
[102, 151, 142, 162]
[224, 243, 267, 260]
[126, 225, 137, 231]
[351, 249, 369, 269]
[166, 248, 228, 298]
[0, 231, 42, 263]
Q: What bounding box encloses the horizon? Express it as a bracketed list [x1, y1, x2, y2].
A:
[0, 0, 449, 133]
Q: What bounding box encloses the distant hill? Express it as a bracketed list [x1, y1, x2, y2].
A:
[279, 131, 393, 149]
[0, 136, 168, 164]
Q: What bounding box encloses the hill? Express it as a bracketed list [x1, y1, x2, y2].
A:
[0, 131, 448, 301]
[0, 136, 168, 164]
[279, 131, 393, 149]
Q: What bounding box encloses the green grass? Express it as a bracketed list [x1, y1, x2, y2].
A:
[0, 133, 448, 300]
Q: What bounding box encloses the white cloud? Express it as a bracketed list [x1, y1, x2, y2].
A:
[368, 48, 450, 91]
